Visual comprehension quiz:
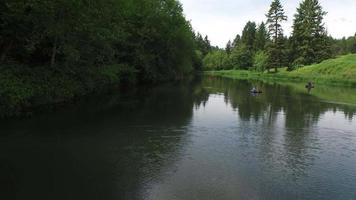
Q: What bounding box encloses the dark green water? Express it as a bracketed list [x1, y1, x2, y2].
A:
[1, 76, 356, 200]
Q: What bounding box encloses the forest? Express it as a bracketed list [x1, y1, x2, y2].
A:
[0, 0, 210, 116]
[203, 0, 356, 72]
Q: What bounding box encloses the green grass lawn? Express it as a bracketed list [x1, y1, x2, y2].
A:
[207, 54, 356, 86]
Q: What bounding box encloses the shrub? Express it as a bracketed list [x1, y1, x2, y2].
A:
[253, 51, 268, 72]
[229, 45, 253, 70]
[203, 50, 230, 70]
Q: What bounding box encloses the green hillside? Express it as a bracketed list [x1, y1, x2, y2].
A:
[207, 54, 356, 86]
[291, 54, 356, 79]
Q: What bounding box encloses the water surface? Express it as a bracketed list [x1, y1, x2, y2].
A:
[1, 77, 356, 200]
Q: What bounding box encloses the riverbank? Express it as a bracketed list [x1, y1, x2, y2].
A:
[206, 54, 356, 87]
[0, 64, 137, 118]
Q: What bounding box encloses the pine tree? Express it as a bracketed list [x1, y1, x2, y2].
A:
[241, 21, 257, 51]
[226, 40, 232, 55]
[204, 35, 212, 52]
[266, 0, 287, 72]
[232, 34, 241, 49]
[291, 0, 331, 66]
[195, 33, 211, 56]
[255, 22, 269, 51]
[266, 0, 287, 43]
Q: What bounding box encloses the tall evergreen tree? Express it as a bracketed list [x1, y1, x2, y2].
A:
[226, 40, 232, 54]
[266, 0, 287, 43]
[195, 33, 211, 56]
[204, 35, 212, 53]
[291, 0, 331, 66]
[232, 34, 241, 49]
[241, 21, 257, 51]
[255, 22, 269, 51]
[266, 0, 287, 72]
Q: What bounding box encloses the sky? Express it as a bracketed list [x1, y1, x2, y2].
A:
[179, 0, 356, 47]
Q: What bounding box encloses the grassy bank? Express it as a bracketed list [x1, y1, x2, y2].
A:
[206, 54, 356, 86]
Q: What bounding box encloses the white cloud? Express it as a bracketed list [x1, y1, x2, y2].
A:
[179, 0, 356, 47]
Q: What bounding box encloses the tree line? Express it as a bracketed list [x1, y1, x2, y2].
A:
[203, 0, 356, 72]
[0, 0, 207, 82]
[0, 0, 208, 116]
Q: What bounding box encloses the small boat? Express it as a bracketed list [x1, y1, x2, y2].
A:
[251, 90, 263, 94]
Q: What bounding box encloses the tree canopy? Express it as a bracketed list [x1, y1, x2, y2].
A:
[0, 0, 208, 116]
[0, 0, 201, 82]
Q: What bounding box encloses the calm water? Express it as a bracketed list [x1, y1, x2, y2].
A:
[1, 76, 356, 200]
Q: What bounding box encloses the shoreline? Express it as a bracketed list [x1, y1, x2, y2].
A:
[205, 71, 356, 107]
[205, 70, 356, 87]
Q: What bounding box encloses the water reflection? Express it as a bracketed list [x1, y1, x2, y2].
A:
[0, 78, 208, 200]
[202, 77, 356, 178]
[1, 76, 356, 200]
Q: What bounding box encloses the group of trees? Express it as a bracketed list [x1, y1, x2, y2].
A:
[195, 33, 212, 57]
[203, 0, 353, 72]
[0, 0, 202, 82]
[332, 34, 356, 55]
[203, 21, 268, 71]
[0, 0, 211, 116]
[1, 0, 353, 80]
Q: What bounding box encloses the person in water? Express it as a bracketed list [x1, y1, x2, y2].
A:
[307, 82, 313, 88]
[306, 81, 314, 93]
[252, 87, 257, 93]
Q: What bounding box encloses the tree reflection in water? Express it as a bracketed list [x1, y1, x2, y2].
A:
[1, 76, 355, 200]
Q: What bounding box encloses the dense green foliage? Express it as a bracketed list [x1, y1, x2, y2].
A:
[225, 40, 233, 55]
[0, 0, 200, 80]
[202, 50, 228, 71]
[232, 34, 242, 48]
[0, 0, 202, 116]
[195, 33, 212, 57]
[203, 21, 266, 71]
[332, 34, 356, 55]
[230, 44, 254, 70]
[241, 21, 257, 51]
[253, 51, 269, 72]
[255, 23, 269, 51]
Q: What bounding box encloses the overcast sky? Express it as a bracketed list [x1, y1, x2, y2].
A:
[179, 0, 356, 47]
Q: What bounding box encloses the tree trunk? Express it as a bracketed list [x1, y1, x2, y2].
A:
[0, 41, 13, 64]
[50, 36, 58, 68]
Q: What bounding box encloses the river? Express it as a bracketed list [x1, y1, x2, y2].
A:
[1, 76, 356, 200]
